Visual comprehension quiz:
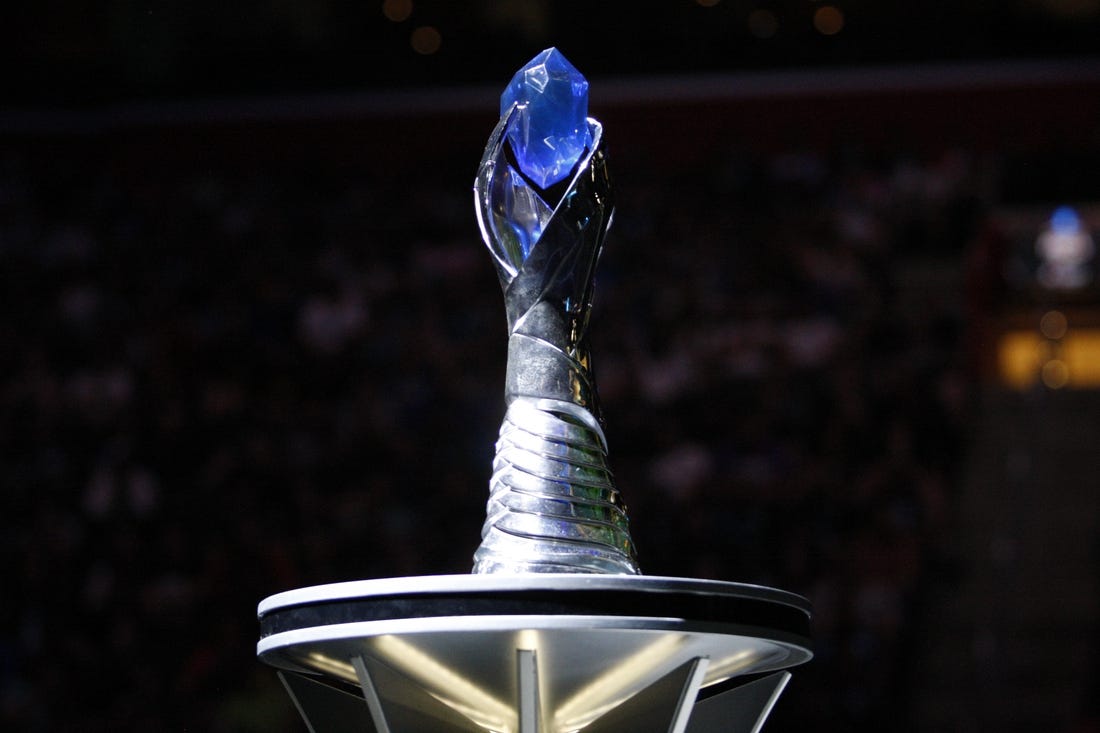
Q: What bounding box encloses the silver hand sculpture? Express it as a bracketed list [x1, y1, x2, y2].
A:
[472, 74, 640, 575]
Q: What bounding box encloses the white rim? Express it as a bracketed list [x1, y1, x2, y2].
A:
[257, 574, 810, 618]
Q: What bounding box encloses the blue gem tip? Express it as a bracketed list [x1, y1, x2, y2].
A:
[501, 48, 593, 190]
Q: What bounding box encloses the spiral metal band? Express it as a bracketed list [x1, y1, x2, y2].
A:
[475, 397, 636, 574]
[472, 106, 640, 575]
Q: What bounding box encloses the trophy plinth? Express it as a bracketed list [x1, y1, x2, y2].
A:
[258, 575, 811, 733]
[258, 48, 812, 732]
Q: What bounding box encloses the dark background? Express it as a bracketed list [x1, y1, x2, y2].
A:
[4, 2, 1100, 732]
[5, 0, 1100, 105]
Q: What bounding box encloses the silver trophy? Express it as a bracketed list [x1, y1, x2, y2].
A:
[472, 51, 636, 575]
[257, 49, 811, 733]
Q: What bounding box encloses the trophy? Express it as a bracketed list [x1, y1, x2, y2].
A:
[471, 47, 637, 576]
[257, 49, 812, 733]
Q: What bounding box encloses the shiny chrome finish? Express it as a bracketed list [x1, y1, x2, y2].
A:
[473, 105, 638, 575]
[257, 574, 813, 733]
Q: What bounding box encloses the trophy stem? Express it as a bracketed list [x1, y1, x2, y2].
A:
[473, 397, 639, 575]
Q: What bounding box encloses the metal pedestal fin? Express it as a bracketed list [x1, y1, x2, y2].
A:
[257, 574, 812, 733]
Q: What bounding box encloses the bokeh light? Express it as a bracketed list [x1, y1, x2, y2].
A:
[1042, 359, 1070, 389]
[410, 25, 442, 55]
[1052, 205, 1081, 233]
[1037, 204, 1095, 289]
[382, 0, 413, 23]
[1040, 310, 1068, 340]
[814, 5, 845, 35]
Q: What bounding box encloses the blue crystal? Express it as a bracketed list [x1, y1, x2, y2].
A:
[501, 48, 593, 190]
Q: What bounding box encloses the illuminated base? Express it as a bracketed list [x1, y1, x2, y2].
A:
[257, 574, 812, 733]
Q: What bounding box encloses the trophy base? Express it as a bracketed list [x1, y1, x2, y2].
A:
[257, 574, 812, 733]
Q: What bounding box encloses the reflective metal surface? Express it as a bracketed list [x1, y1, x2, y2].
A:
[257, 573, 814, 615]
[258, 575, 812, 733]
[685, 672, 791, 733]
[473, 104, 638, 574]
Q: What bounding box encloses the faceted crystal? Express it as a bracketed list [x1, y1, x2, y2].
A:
[501, 48, 593, 190]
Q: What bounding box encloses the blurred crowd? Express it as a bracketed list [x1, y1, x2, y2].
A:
[1, 130, 981, 731]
